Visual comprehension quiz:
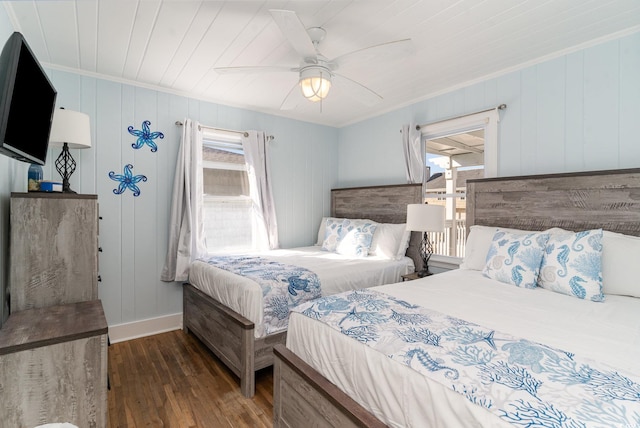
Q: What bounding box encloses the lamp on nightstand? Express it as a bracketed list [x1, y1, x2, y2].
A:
[406, 203, 445, 277]
[48, 107, 92, 193]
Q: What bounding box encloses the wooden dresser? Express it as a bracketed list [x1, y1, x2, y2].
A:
[0, 300, 108, 427]
[9, 192, 99, 311]
[3, 192, 107, 426]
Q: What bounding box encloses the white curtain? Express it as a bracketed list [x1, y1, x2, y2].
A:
[161, 119, 206, 282]
[402, 122, 424, 184]
[242, 131, 279, 250]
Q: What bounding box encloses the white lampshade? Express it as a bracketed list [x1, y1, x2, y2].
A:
[48, 108, 92, 149]
[406, 204, 445, 233]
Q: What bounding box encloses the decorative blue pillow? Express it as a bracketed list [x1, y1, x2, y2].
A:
[336, 219, 378, 257]
[538, 229, 604, 302]
[321, 218, 344, 252]
[482, 230, 549, 289]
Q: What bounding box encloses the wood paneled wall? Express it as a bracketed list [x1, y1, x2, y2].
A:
[338, 31, 640, 186]
[3, 69, 339, 329]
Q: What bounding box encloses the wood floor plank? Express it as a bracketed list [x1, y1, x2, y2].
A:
[108, 330, 273, 427]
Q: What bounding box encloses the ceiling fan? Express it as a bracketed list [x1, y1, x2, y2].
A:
[214, 9, 414, 110]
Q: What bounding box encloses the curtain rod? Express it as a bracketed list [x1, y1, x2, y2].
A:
[415, 104, 507, 131]
[174, 121, 274, 141]
[175, 121, 248, 137]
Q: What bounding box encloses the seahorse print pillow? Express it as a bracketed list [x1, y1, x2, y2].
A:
[321, 218, 344, 252]
[336, 219, 378, 257]
[538, 229, 604, 302]
[482, 230, 549, 289]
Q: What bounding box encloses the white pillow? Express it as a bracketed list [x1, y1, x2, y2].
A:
[369, 223, 409, 260]
[545, 227, 574, 237]
[396, 229, 412, 260]
[336, 219, 378, 257]
[316, 216, 327, 245]
[482, 230, 549, 289]
[459, 225, 499, 270]
[601, 230, 640, 297]
[538, 229, 604, 302]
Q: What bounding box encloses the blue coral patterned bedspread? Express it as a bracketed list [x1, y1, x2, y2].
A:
[292, 289, 640, 427]
[201, 255, 321, 335]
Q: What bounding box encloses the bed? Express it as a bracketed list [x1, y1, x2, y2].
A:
[273, 168, 640, 427]
[183, 183, 424, 397]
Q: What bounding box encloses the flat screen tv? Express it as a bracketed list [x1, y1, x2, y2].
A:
[0, 32, 57, 165]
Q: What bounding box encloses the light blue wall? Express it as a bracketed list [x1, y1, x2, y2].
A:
[0, 11, 339, 327]
[49, 73, 337, 326]
[338, 32, 640, 186]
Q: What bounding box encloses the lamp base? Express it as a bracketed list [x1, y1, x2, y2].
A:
[55, 143, 78, 193]
[61, 177, 76, 193]
[418, 231, 434, 278]
[416, 269, 433, 278]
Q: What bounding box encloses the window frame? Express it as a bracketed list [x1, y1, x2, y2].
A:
[419, 109, 500, 268]
[420, 109, 499, 178]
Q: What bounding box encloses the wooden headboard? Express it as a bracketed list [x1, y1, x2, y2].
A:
[467, 168, 640, 237]
[330, 183, 424, 270]
[331, 183, 422, 223]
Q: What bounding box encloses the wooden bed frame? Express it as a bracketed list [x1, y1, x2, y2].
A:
[273, 168, 640, 427]
[183, 183, 422, 397]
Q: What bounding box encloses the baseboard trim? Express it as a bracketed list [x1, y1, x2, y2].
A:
[108, 313, 183, 344]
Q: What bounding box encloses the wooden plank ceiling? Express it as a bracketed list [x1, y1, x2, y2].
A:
[3, 0, 639, 127]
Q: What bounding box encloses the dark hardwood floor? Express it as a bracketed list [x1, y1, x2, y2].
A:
[107, 330, 273, 427]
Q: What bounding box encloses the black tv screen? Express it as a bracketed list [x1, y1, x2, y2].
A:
[0, 32, 57, 165]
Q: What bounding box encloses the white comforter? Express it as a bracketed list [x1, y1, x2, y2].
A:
[286, 269, 640, 427]
[188, 246, 414, 338]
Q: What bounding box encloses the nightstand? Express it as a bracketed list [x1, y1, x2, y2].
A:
[0, 300, 108, 426]
[401, 272, 421, 281]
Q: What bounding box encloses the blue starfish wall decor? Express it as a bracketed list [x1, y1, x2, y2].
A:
[108, 164, 147, 197]
[128, 120, 164, 152]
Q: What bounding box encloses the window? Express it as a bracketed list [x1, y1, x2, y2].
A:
[419, 109, 499, 260]
[424, 129, 484, 258]
[201, 132, 254, 253]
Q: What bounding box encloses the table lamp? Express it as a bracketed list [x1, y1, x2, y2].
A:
[406, 203, 445, 277]
[48, 107, 92, 193]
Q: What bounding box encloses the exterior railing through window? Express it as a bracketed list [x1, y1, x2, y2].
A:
[428, 219, 467, 258]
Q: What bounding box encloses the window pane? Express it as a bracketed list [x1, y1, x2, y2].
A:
[425, 129, 485, 258]
[203, 197, 253, 252]
[201, 139, 256, 254]
[203, 168, 249, 196]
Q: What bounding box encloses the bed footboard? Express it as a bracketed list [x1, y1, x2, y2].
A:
[273, 344, 386, 428]
[183, 283, 286, 397]
[183, 283, 255, 396]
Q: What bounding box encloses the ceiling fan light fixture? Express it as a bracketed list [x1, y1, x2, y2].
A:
[299, 67, 332, 102]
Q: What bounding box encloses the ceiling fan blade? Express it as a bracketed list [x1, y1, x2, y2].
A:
[332, 74, 383, 106]
[269, 9, 317, 63]
[331, 39, 414, 70]
[280, 82, 307, 110]
[214, 66, 296, 75]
